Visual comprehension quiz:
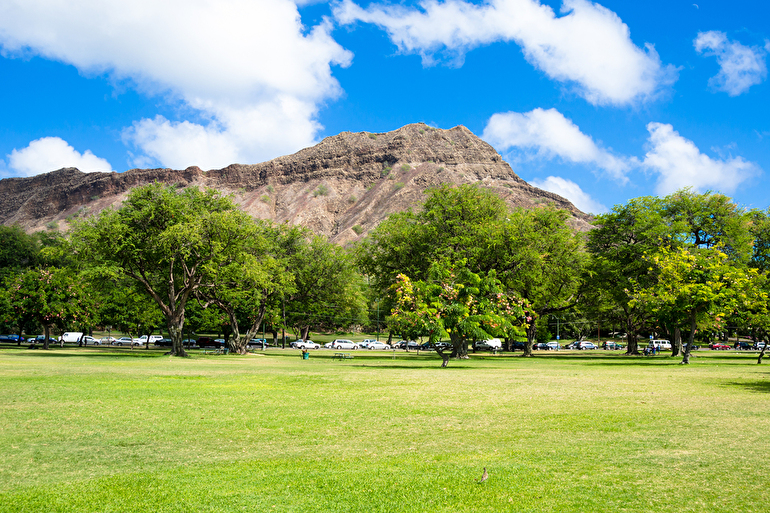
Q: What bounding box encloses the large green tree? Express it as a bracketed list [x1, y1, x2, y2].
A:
[630, 246, 765, 364]
[388, 261, 527, 366]
[71, 183, 245, 356]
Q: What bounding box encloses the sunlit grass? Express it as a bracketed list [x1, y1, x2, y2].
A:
[0, 347, 768, 512]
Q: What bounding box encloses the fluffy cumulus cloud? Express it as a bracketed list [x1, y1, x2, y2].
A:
[529, 176, 607, 214]
[0, 0, 352, 169]
[694, 31, 767, 96]
[5, 137, 113, 177]
[335, 0, 676, 105]
[642, 123, 758, 195]
[482, 108, 630, 182]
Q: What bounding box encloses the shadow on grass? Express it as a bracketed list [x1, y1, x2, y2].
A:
[723, 378, 770, 393]
[0, 347, 165, 359]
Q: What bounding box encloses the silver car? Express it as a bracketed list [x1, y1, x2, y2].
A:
[325, 339, 358, 350]
[368, 340, 391, 350]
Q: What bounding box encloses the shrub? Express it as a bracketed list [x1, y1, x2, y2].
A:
[266, 185, 274, 194]
[400, 164, 411, 172]
[313, 184, 330, 197]
[45, 221, 58, 230]
[394, 182, 405, 190]
[348, 195, 356, 204]
[381, 167, 392, 177]
[352, 224, 364, 235]
[368, 133, 377, 140]
[260, 195, 271, 204]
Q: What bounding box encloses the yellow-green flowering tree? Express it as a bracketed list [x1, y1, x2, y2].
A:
[629, 246, 766, 364]
[388, 261, 528, 367]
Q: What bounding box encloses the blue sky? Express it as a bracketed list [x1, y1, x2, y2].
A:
[1, 0, 769, 214]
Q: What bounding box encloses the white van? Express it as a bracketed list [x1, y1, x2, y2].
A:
[59, 332, 84, 344]
[650, 339, 672, 350]
[138, 335, 163, 344]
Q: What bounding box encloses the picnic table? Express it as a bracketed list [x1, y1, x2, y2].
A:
[332, 352, 354, 361]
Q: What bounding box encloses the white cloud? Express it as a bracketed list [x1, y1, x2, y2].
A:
[642, 122, 758, 195]
[5, 137, 113, 177]
[694, 31, 767, 96]
[335, 0, 676, 106]
[529, 176, 607, 214]
[482, 108, 630, 182]
[0, 0, 352, 170]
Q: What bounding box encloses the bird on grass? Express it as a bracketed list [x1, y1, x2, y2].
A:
[477, 467, 488, 483]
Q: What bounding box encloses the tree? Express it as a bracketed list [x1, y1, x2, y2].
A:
[285, 232, 366, 340]
[388, 261, 527, 367]
[586, 196, 670, 354]
[629, 246, 766, 364]
[487, 207, 585, 356]
[193, 214, 290, 354]
[72, 183, 245, 356]
[8, 266, 92, 349]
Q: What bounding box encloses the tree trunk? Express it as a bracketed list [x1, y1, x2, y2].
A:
[43, 325, 51, 350]
[625, 333, 640, 355]
[167, 316, 188, 357]
[672, 327, 682, 357]
[522, 320, 536, 357]
[449, 332, 468, 358]
[681, 313, 697, 365]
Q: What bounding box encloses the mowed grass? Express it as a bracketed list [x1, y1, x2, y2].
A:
[0, 347, 768, 512]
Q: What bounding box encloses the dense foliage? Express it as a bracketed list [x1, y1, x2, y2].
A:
[1, 182, 769, 365]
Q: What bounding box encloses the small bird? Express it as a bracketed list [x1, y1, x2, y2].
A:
[477, 467, 488, 483]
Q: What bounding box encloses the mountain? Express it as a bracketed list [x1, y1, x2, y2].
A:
[0, 123, 592, 242]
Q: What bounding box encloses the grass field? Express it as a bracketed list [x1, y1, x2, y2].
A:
[0, 346, 768, 512]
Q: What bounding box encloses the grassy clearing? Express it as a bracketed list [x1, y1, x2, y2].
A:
[0, 348, 768, 512]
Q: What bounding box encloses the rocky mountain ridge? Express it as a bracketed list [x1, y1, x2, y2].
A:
[0, 123, 592, 243]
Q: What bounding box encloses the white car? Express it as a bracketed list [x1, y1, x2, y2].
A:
[368, 340, 391, 350]
[99, 336, 117, 345]
[545, 341, 561, 351]
[325, 339, 358, 350]
[82, 336, 99, 345]
[293, 340, 320, 349]
[650, 339, 672, 350]
[359, 339, 378, 349]
[113, 337, 140, 346]
[138, 335, 163, 345]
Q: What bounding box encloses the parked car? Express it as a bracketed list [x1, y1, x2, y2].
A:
[324, 339, 358, 350]
[602, 341, 623, 350]
[182, 339, 197, 347]
[566, 341, 581, 350]
[247, 338, 269, 348]
[533, 342, 548, 350]
[545, 341, 561, 351]
[709, 342, 730, 350]
[510, 341, 525, 350]
[736, 341, 753, 350]
[82, 336, 99, 345]
[154, 338, 173, 347]
[113, 337, 140, 346]
[650, 339, 672, 350]
[369, 340, 391, 350]
[358, 339, 378, 349]
[99, 336, 117, 345]
[474, 339, 502, 351]
[138, 335, 164, 345]
[292, 339, 320, 349]
[59, 332, 84, 344]
[577, 341, 598, 350]
[754, 342, 766, 350]
[196, 337, 222, 348]
[435, 341, 452, 350]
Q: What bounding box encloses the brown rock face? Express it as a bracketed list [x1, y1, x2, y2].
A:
[0, 123, 592, 242]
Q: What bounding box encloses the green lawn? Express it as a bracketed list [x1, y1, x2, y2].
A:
[0, 347, 768, 512]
